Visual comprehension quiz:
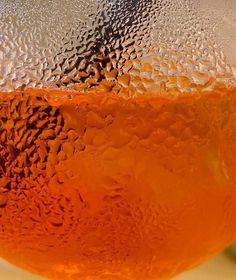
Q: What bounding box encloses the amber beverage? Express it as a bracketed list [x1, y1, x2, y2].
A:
[0, 87, 236, 280]
[1, 0, 236, 279]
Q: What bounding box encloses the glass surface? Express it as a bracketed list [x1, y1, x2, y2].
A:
[0, 0, 235, 93]
[0, 1, 236, 280]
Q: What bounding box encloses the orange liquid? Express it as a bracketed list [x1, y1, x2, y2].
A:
[0, 87, 236, 279]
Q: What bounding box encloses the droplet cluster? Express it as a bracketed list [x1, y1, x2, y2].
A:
[0, 0, 235, 94]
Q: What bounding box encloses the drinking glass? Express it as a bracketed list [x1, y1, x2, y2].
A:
[0, 1, 236, 279]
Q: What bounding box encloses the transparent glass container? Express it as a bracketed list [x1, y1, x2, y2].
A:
[0, 1, 236, 280]
[1, 0, 235, 93]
